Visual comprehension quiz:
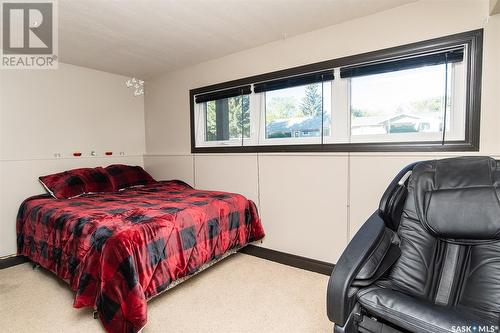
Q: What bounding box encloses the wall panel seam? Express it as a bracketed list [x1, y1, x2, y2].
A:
[347, 153, 351, 242]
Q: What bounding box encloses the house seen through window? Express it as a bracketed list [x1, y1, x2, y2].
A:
[265, 82, 331, 139]
[349, 63, 464, 141]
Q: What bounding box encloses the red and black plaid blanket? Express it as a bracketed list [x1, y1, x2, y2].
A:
[16, 180, 265, 333]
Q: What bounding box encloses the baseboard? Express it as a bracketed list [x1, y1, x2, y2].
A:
[239, 244, 334, 276]
[1, 247, 336, 276]
[0, 255, 28, 270]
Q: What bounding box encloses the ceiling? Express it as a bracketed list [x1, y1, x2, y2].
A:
[59, 0, 416, 79]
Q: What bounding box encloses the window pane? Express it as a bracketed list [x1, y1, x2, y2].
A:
[350, 65, 451, 138]
[205, 101, 217, 141]
[204, 95, 250, 141]
[265, 82, 331, 139]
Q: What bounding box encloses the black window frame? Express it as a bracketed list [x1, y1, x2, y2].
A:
[190, 29, 483, 153]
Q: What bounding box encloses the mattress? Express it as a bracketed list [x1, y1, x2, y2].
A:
[16, 180, 265, 333]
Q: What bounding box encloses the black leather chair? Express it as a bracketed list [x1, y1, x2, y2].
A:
[327, 157, 500, 333]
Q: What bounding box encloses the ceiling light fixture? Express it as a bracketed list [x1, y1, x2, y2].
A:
[125, 77, 144, 96]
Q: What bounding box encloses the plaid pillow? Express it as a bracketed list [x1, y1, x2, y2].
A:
[85, 167, 115, 193]
[39, 167, 114, 199]
[105, 164, 156, 190]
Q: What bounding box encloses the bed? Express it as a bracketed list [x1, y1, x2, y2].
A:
[16, 179, 265, 333]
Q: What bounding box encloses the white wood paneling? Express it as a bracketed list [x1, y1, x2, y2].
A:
[144, 155, 195, 187]
[259, 155, 349, 263]
[194, 155, 259, 205]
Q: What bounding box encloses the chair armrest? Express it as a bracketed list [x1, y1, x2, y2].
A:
[326, 211, 392, 326]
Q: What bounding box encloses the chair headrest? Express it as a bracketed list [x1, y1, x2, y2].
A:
[411, 157, 500, 242]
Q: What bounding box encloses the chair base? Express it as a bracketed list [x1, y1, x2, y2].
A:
[357, 316, 405, 333]
[335, 314, 405, 333]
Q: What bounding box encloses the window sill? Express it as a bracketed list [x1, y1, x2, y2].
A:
[192, 140, 479, 154]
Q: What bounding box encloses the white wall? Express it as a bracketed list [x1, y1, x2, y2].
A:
[0, 63, 145, 257]
[144, 1, 500, 264]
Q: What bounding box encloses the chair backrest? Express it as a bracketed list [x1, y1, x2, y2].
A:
[384, 157, 500, 321]
[414, 157, 500, 243]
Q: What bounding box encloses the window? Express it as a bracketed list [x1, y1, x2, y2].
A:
[190, 29, 482, 153]
[194, 86, 251, 147]
[350, 66, 451, 137]
[203, 96, 250, 142]
[264, 82, 331, 140]
[346, 49, 466, 143]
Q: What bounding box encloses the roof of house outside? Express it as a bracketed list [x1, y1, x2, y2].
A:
[267, 114, 330, 133]
[351, 112, 442, 128]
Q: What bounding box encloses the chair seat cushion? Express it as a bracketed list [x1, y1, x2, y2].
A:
[357, 287, 497, 333]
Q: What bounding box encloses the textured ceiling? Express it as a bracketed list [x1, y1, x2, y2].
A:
[58, 0, 416, 79]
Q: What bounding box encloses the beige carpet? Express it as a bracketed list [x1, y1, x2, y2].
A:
[0, 254, 331, 333]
